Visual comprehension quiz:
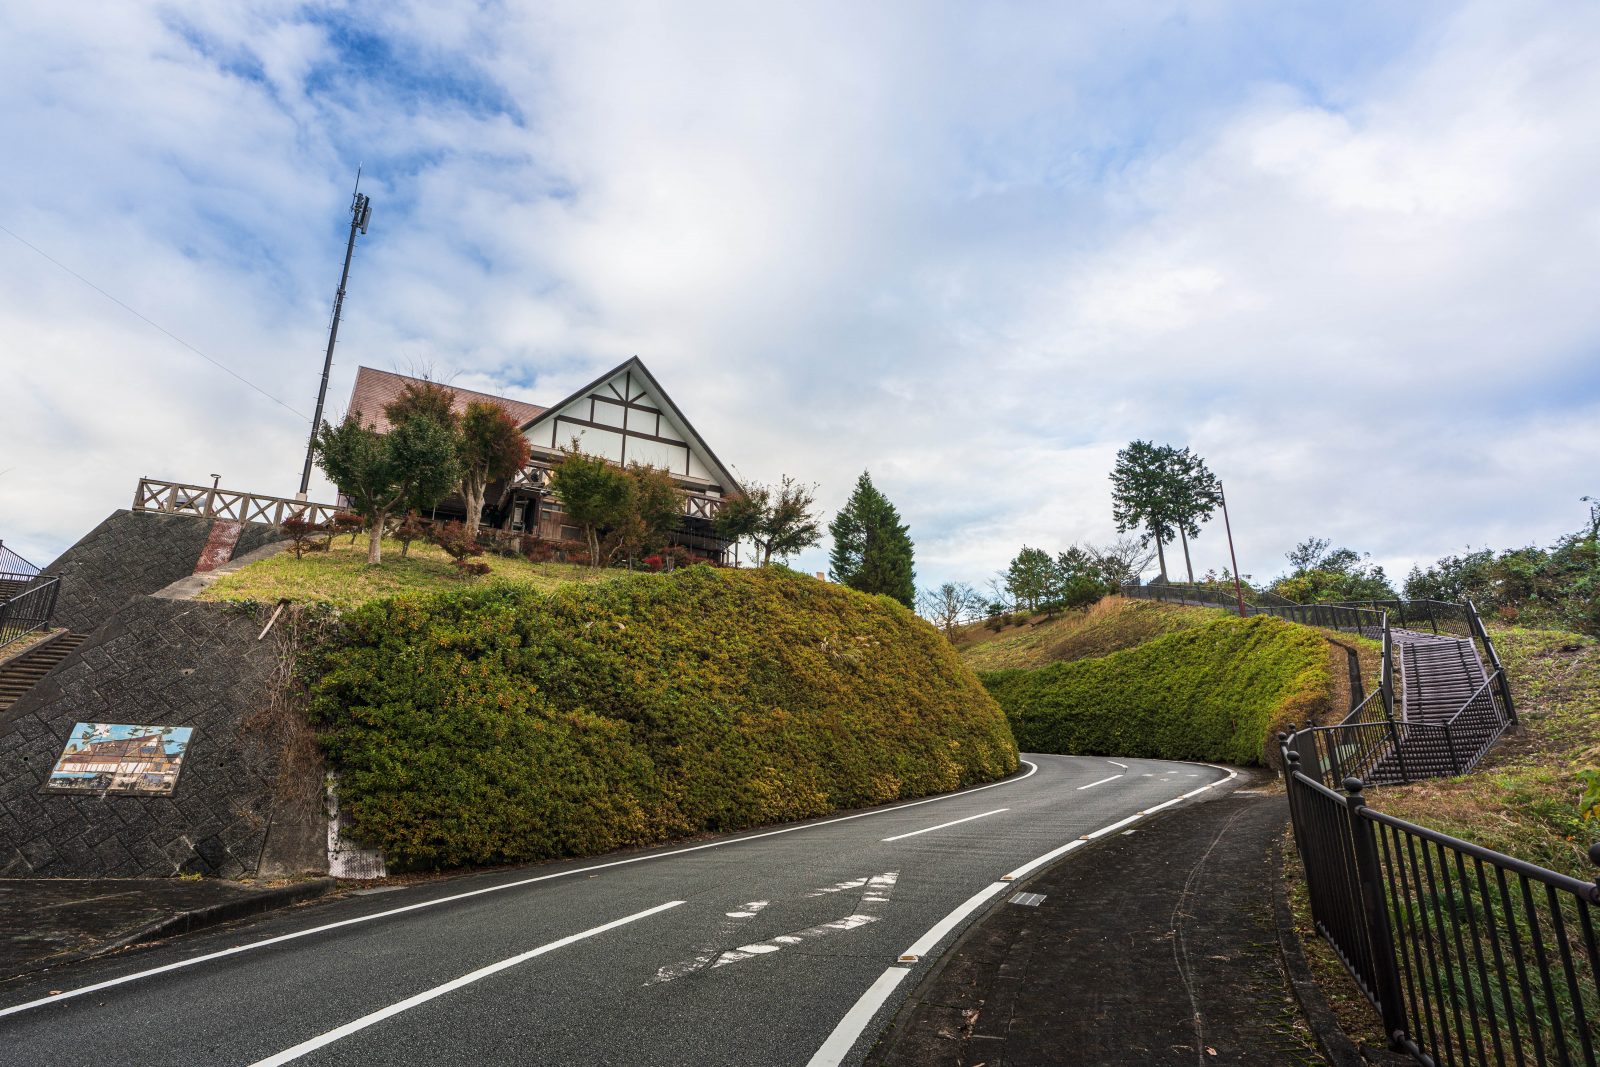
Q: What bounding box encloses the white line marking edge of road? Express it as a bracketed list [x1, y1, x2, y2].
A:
[247, 900, 684, 1067]
[808, 761, 1241, 1067]
[0, 760, 1041, 1020]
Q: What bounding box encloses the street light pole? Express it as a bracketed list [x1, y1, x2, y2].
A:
[298, 175, 372, 500]
[1220, 482, 1247, 618]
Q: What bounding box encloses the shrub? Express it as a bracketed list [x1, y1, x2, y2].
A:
[308, 567, 1019, 868]
[281, 515, 326, 560]
[980, 614, 1332, 767]
[427, 520, 484, 562]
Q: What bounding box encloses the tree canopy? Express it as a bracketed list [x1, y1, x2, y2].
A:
[457, 401, 531, 537]
[828, 471, 916, 607]
[315, 412, 460, 564]
[714, 475, 822, 566]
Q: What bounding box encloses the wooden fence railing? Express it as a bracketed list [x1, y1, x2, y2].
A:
[132, 478, 342, 527]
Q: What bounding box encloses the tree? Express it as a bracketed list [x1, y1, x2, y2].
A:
[1110, 440, 1188, 581]
[1271, 537, 1397, 602]
[1005, 546, 1055, 612]
[828, 471, 916, 607]
[1171, 449, 1222, 584]
[604, 464, 686, 566]
[918, 581, 983, 637]
[1085, 535, 1158, 591]
[714, 475, 822, 566]
[548, 441, 632, 567]
[457, 402, 532, 538]
[383, 379, 457, 428]
[1050, 547, 1106, 612]
[314, 413, 461, 565]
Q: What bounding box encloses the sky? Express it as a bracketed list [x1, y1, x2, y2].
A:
[3, 1, 1598, 593]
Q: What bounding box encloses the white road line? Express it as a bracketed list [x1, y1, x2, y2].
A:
[901, 881, 1011, 960]
[881, 807, 1009, 842]
[809, 759, 1240, 1066]
[0, 760, 1040, 1020]
[1107, 760, 1129, 769]
[1076, 774, 1124, 791]
[805, 967, 912, 1067]
[247, 901, 682, 1067]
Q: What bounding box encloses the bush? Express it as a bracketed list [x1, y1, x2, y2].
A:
[980, 615, 1332, 767]
[309, 567, 1019, 867]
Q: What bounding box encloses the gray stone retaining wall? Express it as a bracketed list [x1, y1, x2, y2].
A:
[0, 595, 324, 878]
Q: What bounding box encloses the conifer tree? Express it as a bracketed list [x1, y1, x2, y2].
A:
[829, 471, 916, 607]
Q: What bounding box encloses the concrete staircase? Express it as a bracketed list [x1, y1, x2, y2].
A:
[0, 631, 87, 713]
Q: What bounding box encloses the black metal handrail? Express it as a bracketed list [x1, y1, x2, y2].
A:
[0, 540, 40, 578]
[1283, 734, 1600, 1065]
[0, 573, 60, 651]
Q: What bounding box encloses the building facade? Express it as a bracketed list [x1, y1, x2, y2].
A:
[346, 358, 740, 562]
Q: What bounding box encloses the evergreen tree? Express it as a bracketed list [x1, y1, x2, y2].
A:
[828, 471, 916, 607]
[1005, 546, 1055, 612]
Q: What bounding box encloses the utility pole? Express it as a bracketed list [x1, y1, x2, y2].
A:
[1220, 482, 1247, 617]
[298, 173, 372, 499]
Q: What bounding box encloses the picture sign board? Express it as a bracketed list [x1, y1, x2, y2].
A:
[44, 723, 194, 796]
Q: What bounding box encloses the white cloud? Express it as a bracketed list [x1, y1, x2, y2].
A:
[1, 1, 1597, 597]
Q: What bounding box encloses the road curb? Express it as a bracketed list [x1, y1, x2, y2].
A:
[13, 877, 337, 979]
[1270, 836, 1398, 1067]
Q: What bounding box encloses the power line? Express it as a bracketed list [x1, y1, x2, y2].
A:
[0, 223, 308, 419]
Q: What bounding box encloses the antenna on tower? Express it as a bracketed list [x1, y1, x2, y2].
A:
[298, 170, 374, 499]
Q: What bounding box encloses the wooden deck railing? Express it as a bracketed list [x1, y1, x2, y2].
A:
[512, 463, 727, 520]
[132, 478, 342, 527]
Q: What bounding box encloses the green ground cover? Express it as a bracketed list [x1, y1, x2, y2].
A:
[981, 614, 1334, 766]
[200, 538, 603, 610]
[308, 566, 1019, 868]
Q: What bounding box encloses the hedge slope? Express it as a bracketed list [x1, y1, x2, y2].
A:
[980, 614, 1332, 766]
[310, 567, 1018, 867]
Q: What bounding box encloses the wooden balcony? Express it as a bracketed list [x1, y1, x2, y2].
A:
[132, 477, 341, 527]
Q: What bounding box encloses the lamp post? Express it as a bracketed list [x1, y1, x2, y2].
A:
[1220, 482, 1247, 618]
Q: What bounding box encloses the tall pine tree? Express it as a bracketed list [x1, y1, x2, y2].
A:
[828, 471, 916, 607]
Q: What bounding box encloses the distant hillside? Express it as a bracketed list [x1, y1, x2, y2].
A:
[956, 596, 1211, 672]
[981, 614, 1335, 767]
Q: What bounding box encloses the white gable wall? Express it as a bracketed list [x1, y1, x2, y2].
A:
[525, 365, 727, 486]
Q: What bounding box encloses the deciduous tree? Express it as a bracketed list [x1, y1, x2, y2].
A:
[549, 441, 632, 567]
[458, 402, 532, 537]
[715, 475, 822, 566]
[918, 581, 983, 637]
[314, 413, 460, 565]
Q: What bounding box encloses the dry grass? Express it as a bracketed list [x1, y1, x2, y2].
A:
[198, 537, 611, 611]
[957, 596, 1211, 671]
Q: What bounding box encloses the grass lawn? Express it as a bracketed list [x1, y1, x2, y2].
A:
[1370, 625, 1600, 878]
[198, 537, 610, 610]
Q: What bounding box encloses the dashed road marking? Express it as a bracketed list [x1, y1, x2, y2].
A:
[881, 808, 1008, 842]
[1076, 774, 1123, 791]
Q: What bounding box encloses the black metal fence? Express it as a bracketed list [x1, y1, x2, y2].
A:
[1284, 734, 1600, 1065]
[0, 574, 60, 651]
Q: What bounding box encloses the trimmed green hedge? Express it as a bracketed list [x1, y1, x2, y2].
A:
[309, 566, 1018, 867]
[980, 614, 1332, 766]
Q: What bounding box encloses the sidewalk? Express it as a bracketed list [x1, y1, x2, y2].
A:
[872, 774, 1324, 1066]
[0, 876, 334, 979]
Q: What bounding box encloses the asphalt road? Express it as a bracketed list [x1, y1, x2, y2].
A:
[0, 753, 1234, 1066]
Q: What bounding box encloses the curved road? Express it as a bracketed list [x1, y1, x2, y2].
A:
[0, 753, 1234, 1066]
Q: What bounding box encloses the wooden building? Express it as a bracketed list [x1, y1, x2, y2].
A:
[345, 358, 740, 562]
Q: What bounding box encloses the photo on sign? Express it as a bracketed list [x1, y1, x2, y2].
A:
[44, 723, 194, 796]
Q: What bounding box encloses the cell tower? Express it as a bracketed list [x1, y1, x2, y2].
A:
[298, 172, 373, 499]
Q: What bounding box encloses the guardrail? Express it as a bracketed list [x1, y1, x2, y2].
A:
[1283, 733, 1600, 1066]
[0, 574, 60, 651]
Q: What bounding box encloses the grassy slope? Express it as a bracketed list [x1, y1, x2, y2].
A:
[199, 538, 605, 610]
[982, 614, 1335, 767]
[1376, 626, 1600, 877]
[310, 566, 1019, 868]
[956, 596, 1211, 671]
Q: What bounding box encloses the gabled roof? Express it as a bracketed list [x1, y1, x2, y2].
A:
[519, 356, 743, 493]
[347, 367, 545, 434]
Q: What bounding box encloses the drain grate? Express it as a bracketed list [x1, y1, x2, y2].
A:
[1009, 892, 1046, 907]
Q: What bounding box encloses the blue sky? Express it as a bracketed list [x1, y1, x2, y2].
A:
[3, 2, 1598, 592]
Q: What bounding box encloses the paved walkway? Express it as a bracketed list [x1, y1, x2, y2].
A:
[872, 777, 1324, 1066]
